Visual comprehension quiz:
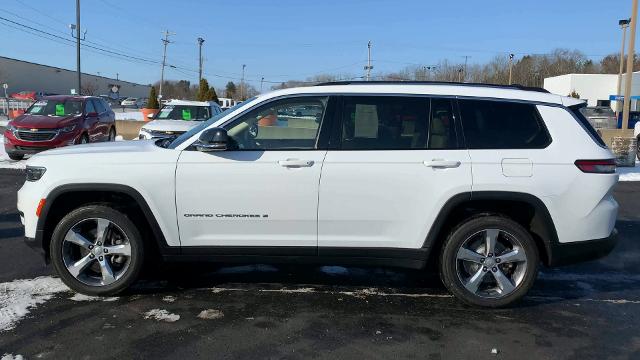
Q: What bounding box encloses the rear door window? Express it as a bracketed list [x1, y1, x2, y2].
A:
[458, 99, 551, 149]
[85, 100, 96, 115]
[339, 96, 429, 150]
[92, 99, 107, 114]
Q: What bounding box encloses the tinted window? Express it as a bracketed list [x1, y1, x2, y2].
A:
[569, 105, 606, 147]
[85, 100, 96, 114]
[429, 98, 458, 149]
[92, 99, 106, 113]
[225, 96, 327, 150]
[459, 99, 550, 149]
[340, 96, 428, 150]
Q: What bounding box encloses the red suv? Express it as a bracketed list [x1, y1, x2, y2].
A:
[3, 96, 116, 160]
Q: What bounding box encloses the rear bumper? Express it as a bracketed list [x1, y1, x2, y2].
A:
[547, 228, 618, 266]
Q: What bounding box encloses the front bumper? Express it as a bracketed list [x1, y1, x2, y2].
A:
[547, 228, 618, 266]
[4, 129, 80, 154]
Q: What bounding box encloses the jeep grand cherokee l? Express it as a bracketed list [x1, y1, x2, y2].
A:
[4, 95, 116, 160]
[18, 82, 618, 307]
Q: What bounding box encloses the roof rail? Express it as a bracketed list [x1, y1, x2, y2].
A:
[314, 81, 549, 93]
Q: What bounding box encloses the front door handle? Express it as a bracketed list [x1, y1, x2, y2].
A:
[278, 159, 314, 168]
[423, 159, 461, 169]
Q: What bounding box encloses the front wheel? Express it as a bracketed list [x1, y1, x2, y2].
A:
[440, 216, 539, 308]
[8, 153, 24, 161]
[50, 205, 144, 296]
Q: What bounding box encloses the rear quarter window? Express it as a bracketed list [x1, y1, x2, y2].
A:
[458, 99, 551, 149]
[568, 105, 607, 148]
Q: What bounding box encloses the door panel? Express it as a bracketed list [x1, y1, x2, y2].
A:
[318, 96, 472, 250]
[176, 150, 326, 247]
[176, 95, 332, 249]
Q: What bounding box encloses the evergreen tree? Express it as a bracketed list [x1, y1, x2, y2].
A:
[147, 86, 159, 109]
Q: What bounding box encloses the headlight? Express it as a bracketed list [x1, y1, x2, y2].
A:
[25, 166, 46, 182]
[60, 125, 77, 133]
[6, 124, 16, 132]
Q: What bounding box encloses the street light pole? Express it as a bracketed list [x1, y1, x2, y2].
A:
[617, 19, 631, 118]
[197, 37, 205, 83]
[240, 64, 246, 100]
[364, 41, 373, 81]
[623, 0, 638, 131]
[75, 0, 81, 94]
[159, 30, 173, 101]
[508, 53, 515, 85]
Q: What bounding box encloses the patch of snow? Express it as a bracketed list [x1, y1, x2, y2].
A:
[115, 112, 144, 121]
[0, 117, 9, 127]
[0, 135, 26, 170]
[0, 276, 68, 331]
[144, 309, 180, 322]
[197, 309, 224, 320]
[162, 296, 176, 303]
[618, 160, 640, 181]
[69, 293, 99, 302]
[115, 135, 124, 141]
[2, 354, 25, 360]
[102, 297, 119, 302]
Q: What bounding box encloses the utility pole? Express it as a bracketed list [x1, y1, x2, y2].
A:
[159, 30, 174, 101]
[508, 53, 515, 85]
[364, 41, 374, 81]
[240, 64, 246, 100]
[618, 19, 631, 118]
[197, 37, 205, 83]
[116, 73, 119, 81]
[623, 0, 638, 131]
[260, 77, 264, 93]
[462, 55, 471, 82]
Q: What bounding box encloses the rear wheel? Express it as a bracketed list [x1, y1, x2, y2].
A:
[77, 133, 89, 144]
[50, 205, 144, 296]
[8, 153, 24, 161]
[440, 215, 539, 308]
[108, 127, 116, 141]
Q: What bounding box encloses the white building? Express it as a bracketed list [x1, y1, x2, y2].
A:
[0, 56, 150, 98]
[544, 72, 640, 111]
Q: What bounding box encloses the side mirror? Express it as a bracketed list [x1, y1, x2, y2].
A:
[146, 113, 154, 119]
[196, 127, 228, 152]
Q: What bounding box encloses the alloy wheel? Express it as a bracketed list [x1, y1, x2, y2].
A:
[61, 218, 132, 287]
[455, 228, 528, 298]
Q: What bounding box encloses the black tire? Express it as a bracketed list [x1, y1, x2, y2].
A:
[50, 205, 144, 296]
[77, 133, 89, 144]
[440, 215, 539, 308]
[637, 138, 640, 161]
[108, 127, 116, 142]
[8, 153, 24, 161]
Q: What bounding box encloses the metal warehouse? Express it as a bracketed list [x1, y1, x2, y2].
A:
[0, 56, 150, 99]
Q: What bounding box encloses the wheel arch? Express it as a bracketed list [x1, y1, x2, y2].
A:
[423, 191, 559, 267]
[36, 183, 175, 262]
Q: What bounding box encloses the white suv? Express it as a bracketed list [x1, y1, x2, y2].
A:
[17, 82, 618, 307]
[138, 100, 223, 140]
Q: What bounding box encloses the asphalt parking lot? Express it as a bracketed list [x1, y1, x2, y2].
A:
[1, 169, 639, 359]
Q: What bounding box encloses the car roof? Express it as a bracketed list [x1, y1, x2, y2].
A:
[164, 99, 218, 106]
[41, 95, 91, 101]
[256, 82, 567, 105]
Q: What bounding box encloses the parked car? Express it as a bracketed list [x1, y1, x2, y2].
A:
[218, 97, 238, 110]
[580, 106, 617, 129]
[9, 91, 58, 101]
[3, 95, 116, 160]
[120, 97, 145, 108]
[138, 100, 223, 140]
[19, 82, 618, 308]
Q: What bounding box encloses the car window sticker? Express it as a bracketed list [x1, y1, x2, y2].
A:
[55, 104, 65, 116]
[182, 109, 192, 120]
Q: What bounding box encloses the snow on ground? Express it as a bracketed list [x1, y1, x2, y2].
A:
[618, 161, 640, 181]
[197, 309, 224, 320]
[0, 276, 68, 331]
[0, 135, 27, 170]
[115, 111, 144, 121]
[144, 309, 180, 322]
[1, 354, 24, 360]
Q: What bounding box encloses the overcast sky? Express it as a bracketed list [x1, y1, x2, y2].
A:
[0, 0, 633, 88]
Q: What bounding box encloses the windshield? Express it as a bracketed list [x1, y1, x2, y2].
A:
[167, 98, 255, 149]
[155, 105, 210, 121]
[26, 99, 83, 117]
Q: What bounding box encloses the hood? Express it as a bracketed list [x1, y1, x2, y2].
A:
[34, 139, 158, 157]
[142, 119, 200, 133]
[11, 114, 80, 129]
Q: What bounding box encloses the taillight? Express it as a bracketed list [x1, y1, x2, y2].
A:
[574, 159, 616, 174]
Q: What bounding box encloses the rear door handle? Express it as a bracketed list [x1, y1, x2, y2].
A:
[278, 159, 314, 168]
[423, 159, 461, 169]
